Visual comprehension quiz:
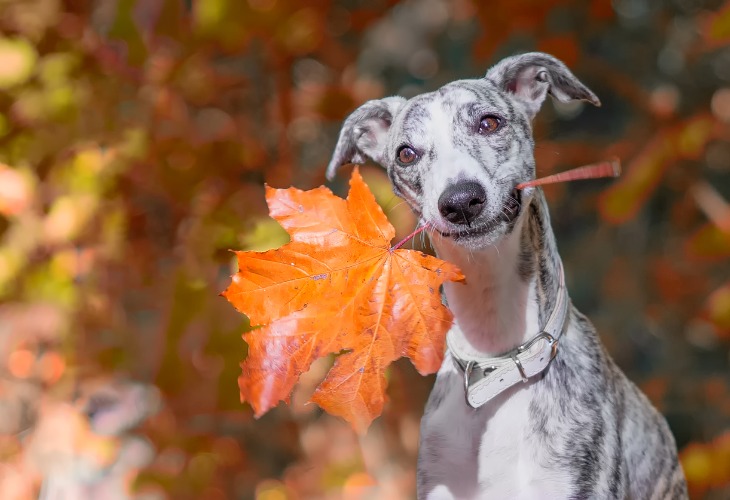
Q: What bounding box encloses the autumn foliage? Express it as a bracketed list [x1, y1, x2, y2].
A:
[0, 0, 729, 498]
[223, 168, 463, 432]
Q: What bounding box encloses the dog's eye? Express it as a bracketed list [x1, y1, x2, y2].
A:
[478, 115, 502, 134]
[397, 145, 418, 165]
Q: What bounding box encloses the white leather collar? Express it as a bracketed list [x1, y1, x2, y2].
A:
[446, 261, 569, 409]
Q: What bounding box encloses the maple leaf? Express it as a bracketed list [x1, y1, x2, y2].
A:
[222, 168, 464, 433]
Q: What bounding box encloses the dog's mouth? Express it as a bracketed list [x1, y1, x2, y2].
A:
[437, 188, 522, 240]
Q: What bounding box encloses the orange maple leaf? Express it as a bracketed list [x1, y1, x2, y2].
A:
[222, 168, 464, 432]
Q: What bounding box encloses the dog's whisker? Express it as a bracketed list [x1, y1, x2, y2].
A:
[389, 200, 411, 213]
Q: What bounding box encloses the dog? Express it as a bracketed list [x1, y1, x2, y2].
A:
[326, 53, 687, 499]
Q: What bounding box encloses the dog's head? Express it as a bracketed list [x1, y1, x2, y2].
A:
[326, 52, 600, 249]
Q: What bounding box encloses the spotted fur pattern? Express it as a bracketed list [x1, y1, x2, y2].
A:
[327, 52, 687, 499]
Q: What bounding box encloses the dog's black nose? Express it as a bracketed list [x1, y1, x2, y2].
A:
[438, 181, 486, 225]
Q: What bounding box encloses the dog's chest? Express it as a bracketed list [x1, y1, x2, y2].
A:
[475, 388, 571, 499]
[420, 365, 573, 499]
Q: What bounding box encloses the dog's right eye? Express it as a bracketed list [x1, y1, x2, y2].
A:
[478, 115, 502, 134]
[397, 145, 418, 165]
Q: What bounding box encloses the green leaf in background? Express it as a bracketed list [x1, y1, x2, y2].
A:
[0, 38, 37, 90]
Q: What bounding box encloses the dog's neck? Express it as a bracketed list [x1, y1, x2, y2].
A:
[430, 189, 564, 357]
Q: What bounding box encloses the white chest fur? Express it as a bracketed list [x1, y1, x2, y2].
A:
[419, 354, 573, 500]
[475, 386, 572, 499]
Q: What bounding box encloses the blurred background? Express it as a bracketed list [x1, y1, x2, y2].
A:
[0, 0, 728, 498]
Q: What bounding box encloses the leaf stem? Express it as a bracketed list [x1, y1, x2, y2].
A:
[391, 224, 430, 251]
[517, 157, 621, 189]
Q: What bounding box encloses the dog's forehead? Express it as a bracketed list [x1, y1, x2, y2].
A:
[438, 79, 493, 103]
[394, 78, 512, 132]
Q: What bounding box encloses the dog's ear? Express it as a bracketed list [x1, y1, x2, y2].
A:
[326, 96, 406, 180]
[485, 52, 600, 119]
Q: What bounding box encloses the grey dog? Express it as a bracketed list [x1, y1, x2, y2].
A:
[326, 52, 688, 499]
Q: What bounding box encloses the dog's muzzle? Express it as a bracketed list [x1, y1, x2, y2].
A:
[436, 187, 523, 239]
[502, 188, 521, 224]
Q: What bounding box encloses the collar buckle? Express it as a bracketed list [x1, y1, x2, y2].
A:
[510, 354, 528, 382]
[519, 331, 560, 365]
[463, 360, 475, 395]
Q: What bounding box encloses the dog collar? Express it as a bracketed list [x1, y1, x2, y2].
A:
[446, 261, 569, 409]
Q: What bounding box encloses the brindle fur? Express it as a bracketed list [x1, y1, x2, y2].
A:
[327, 53, 687, 499]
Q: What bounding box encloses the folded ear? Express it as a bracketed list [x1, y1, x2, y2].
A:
[325, 96, 406, 180]
[485, 52, 600, 119]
